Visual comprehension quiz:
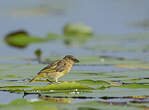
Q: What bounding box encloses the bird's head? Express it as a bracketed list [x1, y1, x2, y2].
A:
[63, 55, 79, 63]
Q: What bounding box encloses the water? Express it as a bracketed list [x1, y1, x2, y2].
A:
[0, 0, 148, 58]
[0, 0, 149, 109]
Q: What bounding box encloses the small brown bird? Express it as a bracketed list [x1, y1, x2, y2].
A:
[29, 55, 79, 83]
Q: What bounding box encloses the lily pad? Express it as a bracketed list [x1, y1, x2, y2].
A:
[0, 98, 58, 110]
[4, 30, 59, 48]
[0, 81, 93, 94]
[115, 64, 149, 70]
[0, 99, 143, 110]
[77, 80, 110, 87]
[43, 55, 148, 65]
[34, 81, 93, 90]
[119, 83, 149, 89]
[63, 23, 93, 37]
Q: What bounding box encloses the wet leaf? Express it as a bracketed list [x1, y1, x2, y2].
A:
[63, 23, 93, 37]
[119, 83, 149, 89]
[34, 81, 93, 90]
[0, 81, 93, 94]
[77, 79, 110, 86]
[115, 64, 149, 70]
[0, 99, 142, 110]
[0, 98, 58, 110]
[39, 95, 71, 104]
[4, 30, 58, 48]
[45, 33, 59, 40]
[34, 49, 42, 63]
[4, 30, 44, 48]
[64, 36, 90, 46]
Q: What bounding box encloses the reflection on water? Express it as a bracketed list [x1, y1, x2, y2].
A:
[1, 89, 149, 109]
[34, 48, 42, 63]
[0, 1, 149, 109]
[38, 94, 72, 104]
[36, 94, 149, 105]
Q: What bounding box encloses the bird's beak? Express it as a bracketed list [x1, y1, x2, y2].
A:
[74, 58, 79, 63]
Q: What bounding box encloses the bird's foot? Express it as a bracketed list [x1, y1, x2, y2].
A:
[54, 81, 61, 84]
[46, 79, 52, 83]
[47, 81, 60, 85]
[46, 79, 53, 85]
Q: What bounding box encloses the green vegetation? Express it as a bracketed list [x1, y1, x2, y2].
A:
[1, 27, 149, 109]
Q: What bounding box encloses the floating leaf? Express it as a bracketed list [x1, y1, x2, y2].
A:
[1, 86, 31, 89]
[132, 20, 149, 28]
[110, 82, 121, 87]
[64, 36, 90, 46]
[4, 30, 46, 48]
[45, 33, 59, 40]
[115, 64, 149, 70]
[34, 49, 42, 63]
[128, 96, 149, 99]
[0, 98, 58, 110]
[0, 81, 93, 94]
[4, 30, 30, 48]
[4, 30, 58, 48]
[63, 23, 93, 37]
[77, 79, 110, 86]
[119, 83, 149, 88]
[39, 95, 71, 104]
[34, 81, 93, 90]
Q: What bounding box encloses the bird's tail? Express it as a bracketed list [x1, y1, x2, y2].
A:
[29, 75, 42, 83]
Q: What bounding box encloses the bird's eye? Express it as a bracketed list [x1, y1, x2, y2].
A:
[72, 58, 75, 60]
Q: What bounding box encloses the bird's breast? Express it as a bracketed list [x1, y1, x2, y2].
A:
[64, 63, 73, 74]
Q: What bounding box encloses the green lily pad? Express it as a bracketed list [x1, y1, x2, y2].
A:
[0, 98, 58, 110]
[77, 79, 110, 86]
[43, 55, 148, 65]
[4, 30, 59, 48]
[0, 98, 143, 110]
[119, 83, 149, 88]
[63, 23, 93, 37]
[34, 81, 93, 90]
[1, 86, 30, 89]
[0, 81, 93, 94]
[64, 36, 90, 46]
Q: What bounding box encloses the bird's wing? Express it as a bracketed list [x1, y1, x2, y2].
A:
[53, 60, 67, 72]
[37, 60, 66, 75]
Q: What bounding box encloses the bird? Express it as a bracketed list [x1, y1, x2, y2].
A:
[29, 55, 79, 83]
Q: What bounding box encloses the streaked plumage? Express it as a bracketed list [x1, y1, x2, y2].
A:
[29, 55, 79, 82]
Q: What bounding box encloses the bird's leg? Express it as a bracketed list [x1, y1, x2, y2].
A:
[54, 78, 60, 84]
[55, 78, 58, 83]
[46, 79, 53, 84]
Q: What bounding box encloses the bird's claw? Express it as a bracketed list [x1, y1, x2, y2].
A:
[55, 82, 61, 84]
